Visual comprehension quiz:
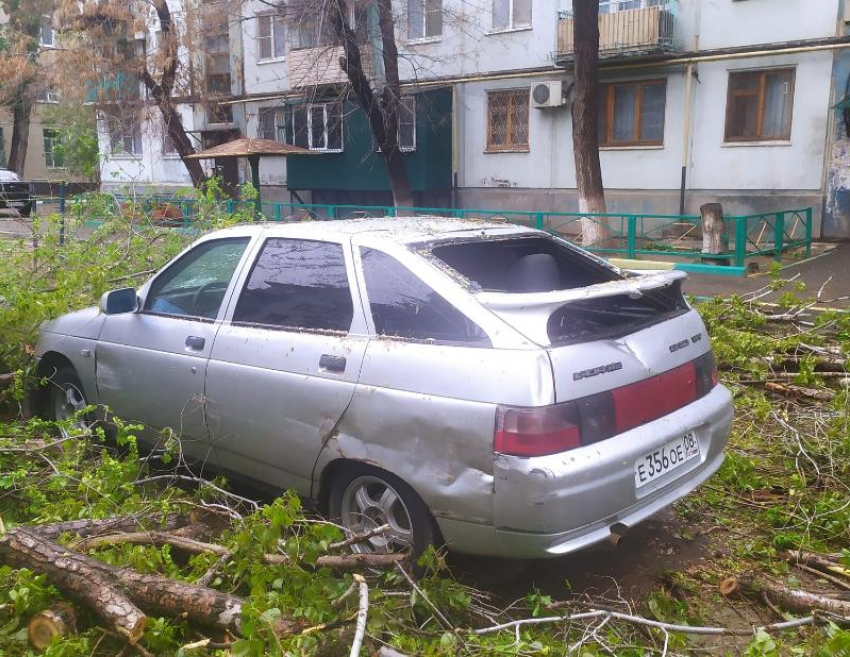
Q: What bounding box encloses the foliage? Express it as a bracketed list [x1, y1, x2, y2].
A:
[40, 103, 100, 181]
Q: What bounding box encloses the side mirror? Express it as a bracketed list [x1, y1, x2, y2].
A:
[99, 288, 139, 315]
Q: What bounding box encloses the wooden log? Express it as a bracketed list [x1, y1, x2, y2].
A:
[0, 526, 300, 639]
[700, 203, 729, 265]
[720, 574, 850, 617]
[28, 602, 77, 650]
[0, 527, 146, 643]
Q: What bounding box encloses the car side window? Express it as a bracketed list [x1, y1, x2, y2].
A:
[232, 238, 354, 332]
[144, 238, 250, 320]
[360, 247, 490, 345]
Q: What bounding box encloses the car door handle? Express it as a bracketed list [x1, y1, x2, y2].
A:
[185, 336, 206, 350]
[319, 354, 346, 373]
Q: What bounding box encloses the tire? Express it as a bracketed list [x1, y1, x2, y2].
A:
[19, 202, 33, 218]
[329, 464, 440, 561]
[44, 367, 91, 437]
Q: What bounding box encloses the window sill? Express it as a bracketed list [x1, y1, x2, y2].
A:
[406, 36, 442, 46]
[484, 148, 530, 153]
[109, 154, 143, 160]
[600, 144, 664, 151]
[722, 140, 792, 148]
[486, 26, 533, 36]
[257, 56, 286, 65]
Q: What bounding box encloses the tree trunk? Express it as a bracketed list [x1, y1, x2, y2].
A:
[331, 0, 414, 210]
[8, 98, 34, 176]
[0, 527, 147, 643]
[572, 0, 611, 248]
[700, 202, 728, 263]
[152, 91, 207, 188]
[0, 526, 302, 639]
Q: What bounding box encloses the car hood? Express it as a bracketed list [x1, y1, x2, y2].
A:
[0, 169, 21, 183]
[41, 306, 105, 340]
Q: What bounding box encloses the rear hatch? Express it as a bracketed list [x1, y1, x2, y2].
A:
[425, 234, 714, 406]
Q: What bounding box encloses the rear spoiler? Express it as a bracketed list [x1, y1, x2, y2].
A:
[475, 270, 687, 345]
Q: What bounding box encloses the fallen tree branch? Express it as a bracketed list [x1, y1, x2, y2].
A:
[349, 574, 368, 657]
[720, 574, 850, 618]
[786, 550, 850, 580]
[763, 382, 835, 401]
[31, 513, 192, 541]
[471, 608, 819, 637]
[315, 553, 405, 571]
[329, 523, 391, 551]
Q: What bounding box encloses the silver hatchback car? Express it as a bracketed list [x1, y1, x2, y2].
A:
[36, 218, 733, 559]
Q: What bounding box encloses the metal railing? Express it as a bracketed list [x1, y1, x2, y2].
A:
[16, 194, 813, 272]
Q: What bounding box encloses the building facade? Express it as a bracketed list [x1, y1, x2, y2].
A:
[98, 0, 850, 238]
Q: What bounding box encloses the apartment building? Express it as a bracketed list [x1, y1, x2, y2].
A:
[0, 11, 92, 192]
[99, 0, 850, 238]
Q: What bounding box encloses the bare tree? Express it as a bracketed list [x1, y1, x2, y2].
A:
[58, 0, 213, 187]
[0, 0, 55, 174]
[571, 0, 612, 247]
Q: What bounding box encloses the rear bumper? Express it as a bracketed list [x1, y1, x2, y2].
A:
[436, 384, 733, 558]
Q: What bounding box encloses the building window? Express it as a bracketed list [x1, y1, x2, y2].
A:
[599, 79, 666, 147]
[295, 102, 343, 152]
[725, 68, 795, 142]
[398, 96, 416, 151]
[599, 0, 664, 13]
[40, 15, 54, 47]
[205, 14, 231, 95]
[492, 0, 531, 31]
[486, 89, 530, 152]
[408, 0, 442, 39]
[43, 129, 65, 168]
[258, 12, 286, 60]
[258, 107, 286, 141]
[207, 103, 233, 125]
[106, 113, 143, 156]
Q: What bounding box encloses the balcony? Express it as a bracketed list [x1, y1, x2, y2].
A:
[288, 45, 375, 88]
[556, 0, 677, 63]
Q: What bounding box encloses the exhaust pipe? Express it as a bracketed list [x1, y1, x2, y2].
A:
[607, 523, 628, 547]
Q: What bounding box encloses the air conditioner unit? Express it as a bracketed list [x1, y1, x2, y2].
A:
[532, 81, 566, 109]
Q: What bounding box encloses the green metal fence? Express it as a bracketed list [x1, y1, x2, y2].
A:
[31, 194, 813, 273]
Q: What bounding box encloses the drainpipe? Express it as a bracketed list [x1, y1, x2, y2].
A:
[451, 84, 459, 209]
[679, 63, 694, 215]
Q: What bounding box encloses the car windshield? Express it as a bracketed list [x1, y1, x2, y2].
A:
[428, 235, 687, 344]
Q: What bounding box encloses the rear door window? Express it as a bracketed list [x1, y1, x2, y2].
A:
[360, 247, 489, 345]
[145, 238, 250, 320]
[233, 238, 354, 332]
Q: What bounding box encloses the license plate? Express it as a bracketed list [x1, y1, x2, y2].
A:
[634, 432, 699, 488]
[9, 201, 24, 207]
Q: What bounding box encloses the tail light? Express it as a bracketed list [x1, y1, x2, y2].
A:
[495, 351, 720, 457]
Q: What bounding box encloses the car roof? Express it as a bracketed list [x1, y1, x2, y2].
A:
[209, 216, 536, 245]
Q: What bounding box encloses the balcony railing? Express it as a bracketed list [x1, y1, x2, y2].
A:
[288, 45, 375, 88]
[556, 0, 677, 61]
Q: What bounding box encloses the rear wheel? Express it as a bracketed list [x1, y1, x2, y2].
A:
[329, 465, 439, 560]
[45, 367, 91, 438]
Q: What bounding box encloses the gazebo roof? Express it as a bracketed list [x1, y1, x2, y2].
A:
[183, 138, 315, 159]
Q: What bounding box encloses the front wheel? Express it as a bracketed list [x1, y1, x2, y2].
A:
[44, 367, 92, 438]
[329, 466, 439, 560]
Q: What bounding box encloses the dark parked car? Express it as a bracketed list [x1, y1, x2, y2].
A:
[0, 169, 33, 217]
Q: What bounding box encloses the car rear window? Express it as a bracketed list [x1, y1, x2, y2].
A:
[360, 247, 490, 346]
[429, 235, 687, 345]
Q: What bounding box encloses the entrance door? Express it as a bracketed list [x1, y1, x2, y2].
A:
[204, 237, 368, 495]
[96, 237, 252, 458]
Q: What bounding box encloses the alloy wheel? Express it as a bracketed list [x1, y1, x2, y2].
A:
[339, 475, 414, 554]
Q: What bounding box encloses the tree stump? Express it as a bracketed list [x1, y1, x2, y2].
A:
[700, 203, 729, 265]
[28, 603, 77, 650]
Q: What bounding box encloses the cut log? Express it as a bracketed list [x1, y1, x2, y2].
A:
[0, 527, 146, 643]
[28, 602, 77, 650]
[720, 574, 850, 617]
[0, 526, 300, 639]
[700, 203, 729, 265]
